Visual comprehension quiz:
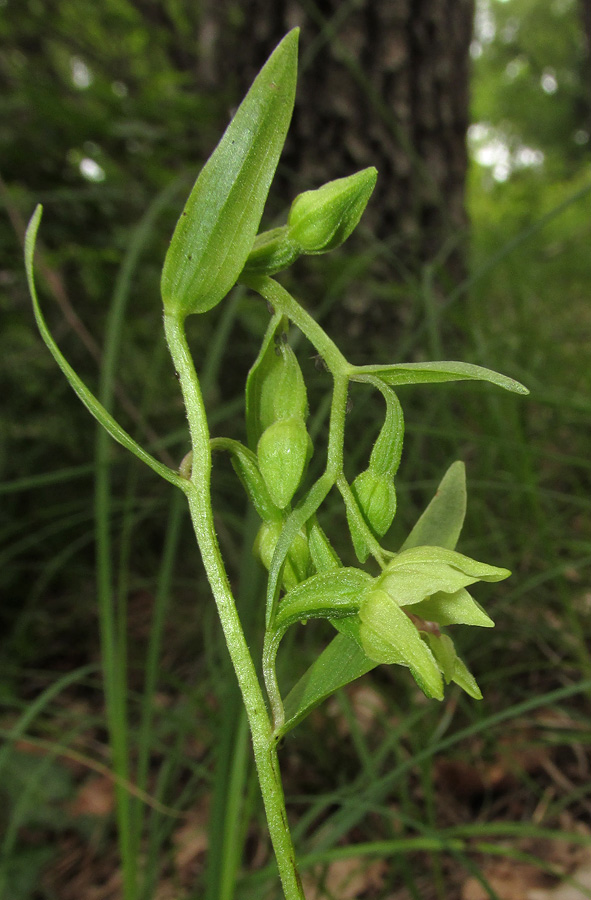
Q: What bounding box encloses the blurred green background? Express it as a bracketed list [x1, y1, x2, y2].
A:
[1, 1, 591, 898]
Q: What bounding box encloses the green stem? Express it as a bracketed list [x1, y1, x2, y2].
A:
[262, 628, 285, 733]
[261, 372, 350, 731]
[163, 312, 305, 900]
[264, 371, 350, 626]
[240, 274, 350, 374]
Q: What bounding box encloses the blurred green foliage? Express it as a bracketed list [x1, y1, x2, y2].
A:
[1, 0, 591, 896]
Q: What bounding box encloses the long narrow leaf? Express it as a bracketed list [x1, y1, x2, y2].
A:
[24, 206, 186, 491]
[352, 361, 529, 394]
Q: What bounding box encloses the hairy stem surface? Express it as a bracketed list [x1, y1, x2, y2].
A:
[163, 312, 305, 900]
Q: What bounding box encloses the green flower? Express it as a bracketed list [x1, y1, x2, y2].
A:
[358, 546, 510, 700]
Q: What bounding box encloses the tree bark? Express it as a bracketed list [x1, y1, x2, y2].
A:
[197, 0, 474, 288]
[580, 0, 591, 136]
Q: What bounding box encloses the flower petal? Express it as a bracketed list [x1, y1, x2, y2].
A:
[412, 589, 494, 628]
[425, 633, 457, 682]
[378, 546, 510, 607]
[359, 590, 444, 700]
[392, 546, 511, 581]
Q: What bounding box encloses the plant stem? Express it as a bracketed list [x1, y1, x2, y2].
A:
[240, 274, 349, 375]
[163, 312, 306, 900]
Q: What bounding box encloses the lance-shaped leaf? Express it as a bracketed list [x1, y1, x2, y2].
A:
[25, 207, 185, 492]
[401, 460, 466, 552]
[351, 361, 529, 395]
[161, 29, 298, 319]
[280, 632, 375, 737]
[308, 519, 342, 573]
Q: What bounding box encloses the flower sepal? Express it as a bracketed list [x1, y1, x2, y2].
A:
[359, 589, 444, 700]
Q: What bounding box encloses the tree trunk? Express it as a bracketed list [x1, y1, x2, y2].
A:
[580, 0, 591, 135]
[197, 0, 474, 341]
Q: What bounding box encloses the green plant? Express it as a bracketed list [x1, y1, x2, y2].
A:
[25, 29, 528, 900]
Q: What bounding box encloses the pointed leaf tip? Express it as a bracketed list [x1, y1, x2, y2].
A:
[25, 204, 43, 276]
[161, 30, 298, 318]
[353, 361, 528, 395]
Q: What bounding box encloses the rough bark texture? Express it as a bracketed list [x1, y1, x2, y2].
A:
[196, 0, 474, 285]
[580, 0, 591, 135]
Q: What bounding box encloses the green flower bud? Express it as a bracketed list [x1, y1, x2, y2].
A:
[258, 341, 308, 429]
[257, 417, 312, 509]
[287, 167, 377, 255]
[253, 520, 310, 592]
[347, 469, 397, 563]
[242, 226, 300, 275]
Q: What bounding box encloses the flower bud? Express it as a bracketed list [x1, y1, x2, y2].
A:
[287, 168, 377, 254]
[257, 417, 312, 509]
[347, 469, 397, 562]
[242, 226, 300, 275]
[258, 341, 308, 429]
[253, 520, 310, 591]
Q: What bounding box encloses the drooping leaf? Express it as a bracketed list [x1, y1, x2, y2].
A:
[161, 29, 299, 318]
[25, 206, 185, 492]
[401, 460, 467, 551]
[352, 361, 529, 394]
[347, 470, 397, 563]
[368, 384, 404, 478]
